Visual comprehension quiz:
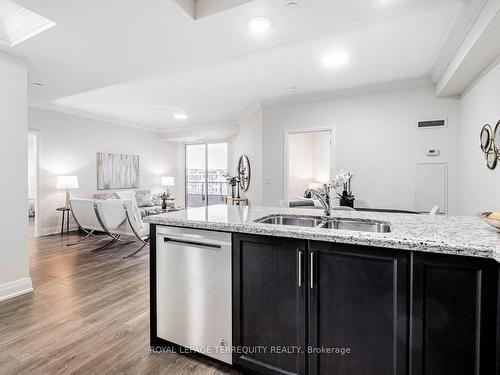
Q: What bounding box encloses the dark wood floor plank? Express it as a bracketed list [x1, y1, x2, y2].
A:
[0, 232, 236, 375]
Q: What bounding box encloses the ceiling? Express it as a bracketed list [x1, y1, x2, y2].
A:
[2, 0, 479, 132]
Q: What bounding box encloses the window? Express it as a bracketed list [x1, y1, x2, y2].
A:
[185, 142, 228, 208]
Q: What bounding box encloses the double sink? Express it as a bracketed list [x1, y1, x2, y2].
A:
[255, 214, 391, 233]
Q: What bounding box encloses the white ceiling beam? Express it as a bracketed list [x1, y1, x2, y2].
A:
[436, 0, 500, 97]
[172, 0, 254, 20]
[161, 122, 239, 143]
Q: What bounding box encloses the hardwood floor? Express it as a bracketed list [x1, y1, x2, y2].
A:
[0, 233, 239, 375]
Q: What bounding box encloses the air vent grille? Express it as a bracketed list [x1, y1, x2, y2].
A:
[417, 119, 446, 129]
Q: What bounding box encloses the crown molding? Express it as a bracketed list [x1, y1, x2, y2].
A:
[30, 103, 163, 134]
[260, 77, 434, 109]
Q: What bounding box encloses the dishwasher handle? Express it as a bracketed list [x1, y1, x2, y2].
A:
[163, 237, 222, 250]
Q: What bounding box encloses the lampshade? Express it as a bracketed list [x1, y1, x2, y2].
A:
[161, 176, 175, 187]
[56, 175, 79, 189]
[308, 182, 324, 190]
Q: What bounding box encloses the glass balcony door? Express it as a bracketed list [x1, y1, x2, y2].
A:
[185, 142, 228, 208]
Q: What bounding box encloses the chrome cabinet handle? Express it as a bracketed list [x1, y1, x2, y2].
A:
[298, 250, 302, 287]
[310, 252, 314, 289]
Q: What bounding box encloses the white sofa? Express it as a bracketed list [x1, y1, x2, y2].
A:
[93, 190, 173, 217]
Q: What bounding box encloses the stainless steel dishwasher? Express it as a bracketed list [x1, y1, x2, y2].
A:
[156, 226, 232, 364]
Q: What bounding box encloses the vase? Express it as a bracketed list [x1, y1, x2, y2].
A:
[231, 185, 235, 198]
[339, 190, 354, 208]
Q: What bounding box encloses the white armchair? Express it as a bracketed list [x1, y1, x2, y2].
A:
[68, 198, 105, 247]
[95, 199, 150, 258]
[69, 197, 149, 258]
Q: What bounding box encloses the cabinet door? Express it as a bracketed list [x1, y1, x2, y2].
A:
[308, 242, 409, 375]
[233, 234, 307, 375]
[411, 253, 497, 375]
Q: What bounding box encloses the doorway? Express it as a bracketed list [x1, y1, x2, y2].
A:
[284, 129, 334, 199]
[185, 142, 228, 208]
[27, 132, 39, 237]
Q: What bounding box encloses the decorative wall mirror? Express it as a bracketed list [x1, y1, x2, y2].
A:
[238, 155, 251, 192]
[486, 149, 498, 170]
[494, 120, 500, 155]
[480, 122, 499, 170]
[480, 124, 492, 152]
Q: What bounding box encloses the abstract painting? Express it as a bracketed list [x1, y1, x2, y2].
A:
[97, 152, 139, 190]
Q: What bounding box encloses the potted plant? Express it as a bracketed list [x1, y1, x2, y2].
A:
[224, 174, 241, 198]
[332, 169, 355, 208]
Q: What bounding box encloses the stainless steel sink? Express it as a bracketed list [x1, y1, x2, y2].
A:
[319, 220, 391, 233]
[255, 215, 391, 233]
[257, 215, 325, 227]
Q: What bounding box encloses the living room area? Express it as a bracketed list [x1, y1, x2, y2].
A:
[25, 105, 258, 238]
[27, 107, 183, 238]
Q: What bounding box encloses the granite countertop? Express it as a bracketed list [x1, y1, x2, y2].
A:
[144, 205, 500, 263]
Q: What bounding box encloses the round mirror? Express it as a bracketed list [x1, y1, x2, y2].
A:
[493, 120, 500, 155]
[480, 124, 492, 152]
[486, 148, 497, 170]
[238, 155, 251, 192]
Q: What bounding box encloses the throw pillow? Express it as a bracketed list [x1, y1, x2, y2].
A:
[136, 192, 155, 207]
[151, 192, 163, 206]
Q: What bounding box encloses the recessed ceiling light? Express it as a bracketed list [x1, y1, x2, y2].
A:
[286, 2, 300, 10]
[289, 87, 299, 94]
[322, 51, 350, 69]
[248, 17, 272, 33]
[173, 113, 188, 120]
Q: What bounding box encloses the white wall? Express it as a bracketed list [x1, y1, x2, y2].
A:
[29, 107, 182, 236]
[458, 59, 500, 214]
[0, 53, 32, 301]
[28, 133, 36, 201]
[262, 87, 461, 213]
[228, 110, 263, 205]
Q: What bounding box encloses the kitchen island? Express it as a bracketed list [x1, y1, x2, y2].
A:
[145, 205, 500, 375]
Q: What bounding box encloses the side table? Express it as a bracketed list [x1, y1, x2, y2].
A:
[225, 197, 249, 206]
[56, 207, 71, 236]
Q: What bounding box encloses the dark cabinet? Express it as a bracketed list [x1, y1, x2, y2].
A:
[232, 234, 499, 375]
[411, 253, 498, 375]
[232, 234, 307, 375]
[308, 241, 409, 375]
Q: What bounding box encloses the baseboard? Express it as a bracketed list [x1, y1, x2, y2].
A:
[0, 277, 33, 302]
[37, 224, 79, 237]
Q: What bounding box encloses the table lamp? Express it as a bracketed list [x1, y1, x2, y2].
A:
[56, 175, 79, 208]
[308, 182, 324, 191]
[161, 176, 175, 209]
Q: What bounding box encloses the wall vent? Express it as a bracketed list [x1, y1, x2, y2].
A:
[417, 119, 447, 129]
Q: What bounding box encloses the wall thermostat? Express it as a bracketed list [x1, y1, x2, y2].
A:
[427, 149, 440, 156]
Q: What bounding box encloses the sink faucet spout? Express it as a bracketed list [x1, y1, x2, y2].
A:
[304, 185, 332, 216]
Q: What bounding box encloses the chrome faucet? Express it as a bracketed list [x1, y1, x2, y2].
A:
[304, 184, 332, 216]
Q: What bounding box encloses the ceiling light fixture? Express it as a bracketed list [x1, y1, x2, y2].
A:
[0, 0, 56, 47]
[248, 17, 272, 33]
[322, 50, 350, 69]
[286, 2, 300, 10]
[173, 113, 188, 120]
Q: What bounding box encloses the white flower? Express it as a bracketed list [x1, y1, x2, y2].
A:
[331, 169, 353, 190]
